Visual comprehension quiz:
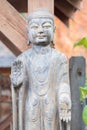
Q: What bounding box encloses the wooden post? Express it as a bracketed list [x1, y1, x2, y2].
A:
[28, 0, 54, 14]
[69, 56, 86, 130]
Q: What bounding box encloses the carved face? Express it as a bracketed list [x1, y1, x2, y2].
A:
[28, 18, 54, 46]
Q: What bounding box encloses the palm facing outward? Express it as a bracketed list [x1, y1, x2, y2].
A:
[11, 60, 24, 87]
[59, 94, 71, 122]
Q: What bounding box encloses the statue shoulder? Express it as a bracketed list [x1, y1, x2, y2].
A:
[13, 48, 32, 64]
[52, 48, 68, 63]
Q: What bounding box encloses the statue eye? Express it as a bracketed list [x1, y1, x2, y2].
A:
[43, 25, 51, 29]
[32, 26, 38, 29]
[43, 23, 52, 29]
[30, 25, 38, 29]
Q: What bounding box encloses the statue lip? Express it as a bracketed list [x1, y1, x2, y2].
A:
[37, 35, 46, 39]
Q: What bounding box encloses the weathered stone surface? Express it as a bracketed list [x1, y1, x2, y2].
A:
[11, 9, 71, 130]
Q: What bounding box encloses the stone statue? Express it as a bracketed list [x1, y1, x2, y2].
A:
[11, 9, 71, 130]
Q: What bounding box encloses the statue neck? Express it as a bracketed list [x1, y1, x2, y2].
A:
[32, 44, 51, 55]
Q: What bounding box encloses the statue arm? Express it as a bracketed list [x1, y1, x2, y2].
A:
[57, 54, 71, 122]
[11, 54, 27, 130]
[11, 56, 24, 87]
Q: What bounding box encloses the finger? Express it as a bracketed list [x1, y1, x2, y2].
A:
[60, 113, 63, 120]
[60, 109, 65, 120]
[65, 111, 71, 122]
[63, 109, 67, 121]
[60, 109, 64, 120]
[68, 111, 71, 121]
[13, 61, 16, 66]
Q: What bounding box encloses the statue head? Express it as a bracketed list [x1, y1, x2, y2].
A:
[27, 8, 55, 46]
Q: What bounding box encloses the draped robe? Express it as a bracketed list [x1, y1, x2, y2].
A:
[11, 46, 71, 130]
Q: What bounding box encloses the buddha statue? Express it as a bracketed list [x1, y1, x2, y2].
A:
[11, 9, 71, 130]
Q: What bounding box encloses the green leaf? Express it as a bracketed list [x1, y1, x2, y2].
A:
[84, 84, 87, 87]
[82, 105, 87, 125]
[74, 37, 87, 49]
[80, 87, 87, 101]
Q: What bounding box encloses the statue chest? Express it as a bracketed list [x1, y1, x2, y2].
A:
[27, 53, 55, 96]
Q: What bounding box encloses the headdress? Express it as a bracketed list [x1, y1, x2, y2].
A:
[28, 8, 54, 23]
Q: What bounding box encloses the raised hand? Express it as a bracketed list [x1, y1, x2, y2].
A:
[11, 60, 24, 87]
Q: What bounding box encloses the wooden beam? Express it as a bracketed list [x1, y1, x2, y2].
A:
[54, 6, 69, 26]
[0, 32, 21, 56]
[0, 0, 28, 56]
[0, 96, 11, 103]
[55, 0, 76, 18]
[0, 68, 11, 74]
[67, 0, 82, 9]
[28, 0, 54, 14]
[0, 56, 14, 74]
[0, 114, 12, 130]
[7, 0, 28, 12]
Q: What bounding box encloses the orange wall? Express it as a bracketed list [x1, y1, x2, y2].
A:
[55, 0, 87, 59]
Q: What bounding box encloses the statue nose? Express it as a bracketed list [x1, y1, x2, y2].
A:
[38, 26, 44, 33]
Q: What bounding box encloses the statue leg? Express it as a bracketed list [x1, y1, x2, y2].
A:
[44, 95, 57, 130]
[24, 92, 40, 130]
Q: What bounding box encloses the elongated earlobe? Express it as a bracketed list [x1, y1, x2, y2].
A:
[54, 25, 56, 33]
[27, 38, 31, 46]
[51, 38, 55, 45]
[29, 40, 31, 45]
[51, 24, 56, 45]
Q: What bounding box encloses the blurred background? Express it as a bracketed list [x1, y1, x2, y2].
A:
[0, 0, 87, 129]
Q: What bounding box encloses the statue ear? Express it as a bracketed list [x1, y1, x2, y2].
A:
[51, 24, 56, 46]
[29, 41, 32, 45]
[50, 35, 55, 48]
[54, 25, 56, 33]
[51, 34, 55, 45]
[26, 25, 32, 46]
[27, 37, 31, 46]
[51, 38, 55, 46]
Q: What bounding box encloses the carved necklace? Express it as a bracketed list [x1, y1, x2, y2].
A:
[32, 48, 52, 82]
[30, 46, 52, 95]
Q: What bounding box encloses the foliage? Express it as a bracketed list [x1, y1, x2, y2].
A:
[80, 87, 87, 102]
[82, 105, 87, 125]
[80, 77, 87, 102]
[80, 81, 87, 125]
[74, 37, 87, 125]
[80, 77, 87, 125]
[74, 37, 87, 49]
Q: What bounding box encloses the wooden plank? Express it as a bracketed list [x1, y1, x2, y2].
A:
[28, 0, 54, 14]
[0, 114, 12, 130]
[54, 6, 69, 26]
[55, 0, 76, 18]
[0, 68, 11, 74]
[0, 0, 28, 56]
[0, 32, 21, 56]
[67, 0, 81, 9]
[69, 56, 85, 130]
[7, 0, 28, 12]
[0, 95, 11, 103]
